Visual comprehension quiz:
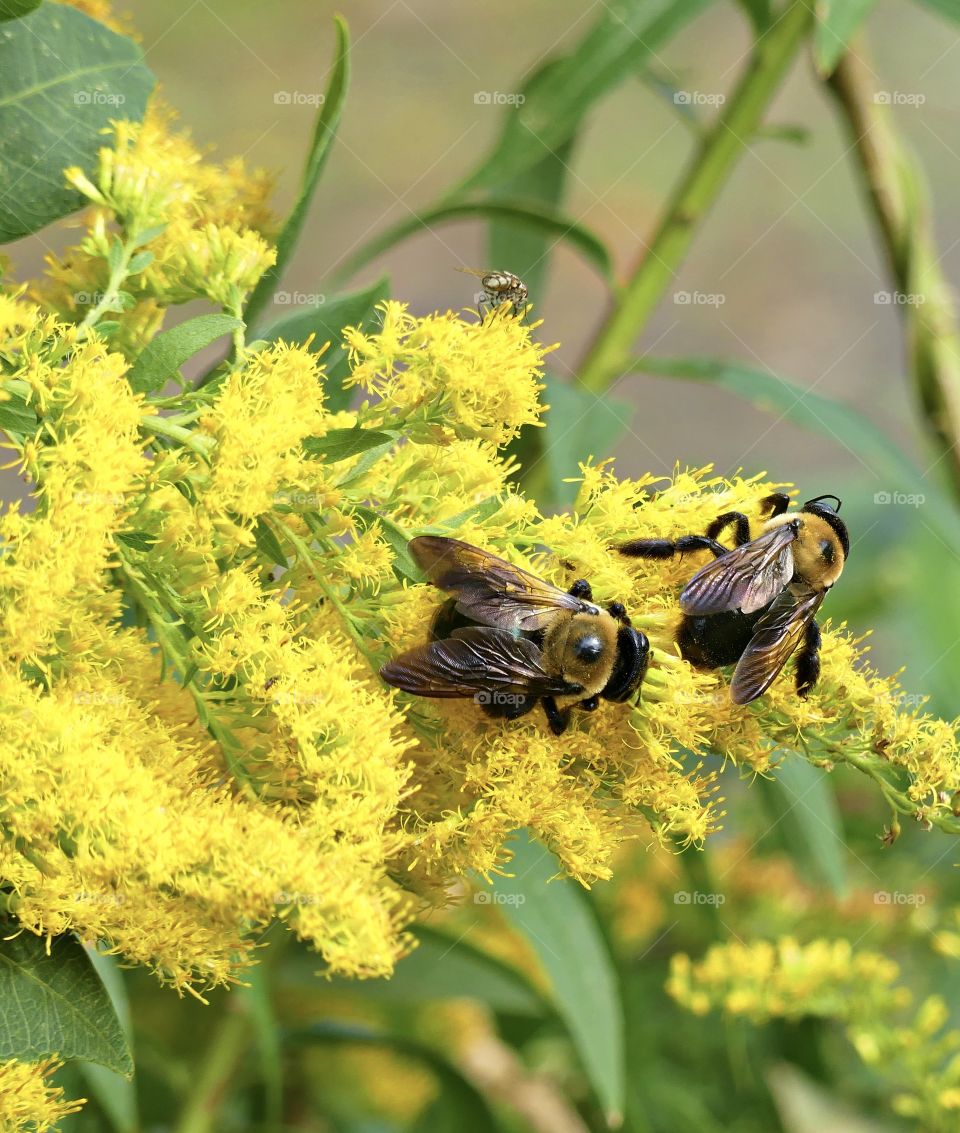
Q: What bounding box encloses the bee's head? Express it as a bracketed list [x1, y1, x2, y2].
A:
[801, 494, 850, 559]
[545, 611, 620, 694]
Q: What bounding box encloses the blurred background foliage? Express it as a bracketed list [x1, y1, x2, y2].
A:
[6, 0, 960, 1129]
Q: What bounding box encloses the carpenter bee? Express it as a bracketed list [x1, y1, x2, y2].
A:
[619, 493, 848, 704]
[380, 536, 649, 735]
[456, 267, 528, 317]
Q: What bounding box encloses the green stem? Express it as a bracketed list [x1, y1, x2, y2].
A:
[820, 744, 960, 837]
[142, 414, 214, 458]
[825, 49, 960, 499]
[173, 1008, 251, 1133]
[77, 236, 139, 339]
[577, 0, 813, 392]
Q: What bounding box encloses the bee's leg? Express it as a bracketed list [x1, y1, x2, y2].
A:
[706, 511, 751, 546]
[619, 533, 728, 559]
[795, 619, 822, 697]
[606, 600, 630, 625]
[568, 579, 593, 601]
[760, 492, 791, 517]
[542, 696, 570, 735]
[580, 695, 600, 712]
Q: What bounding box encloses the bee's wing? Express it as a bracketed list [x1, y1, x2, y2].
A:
[380, 627, 579, 700]
[730, 585, 825, 704]
[410, 536, 583, 632]
[456, 267, 488, 279]
[679, 525, 796, 616]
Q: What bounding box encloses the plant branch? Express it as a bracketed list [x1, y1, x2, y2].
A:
[577, 0, 813, 393]
[826, 48, 960, 499]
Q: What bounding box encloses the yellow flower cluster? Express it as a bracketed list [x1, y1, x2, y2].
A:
[668, 937, 960, 1129]
[36, 104, 275, 354]
[2, 101, 959, 1012]
[0, 1058, 82, 1132]
[344, 300, 548, 447]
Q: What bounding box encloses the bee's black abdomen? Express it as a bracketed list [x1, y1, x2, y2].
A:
[678, 610, 761, 669]
[602, 626, 650, 702]
[480, 693, 537, 721]
[795, 619, 822, 697]
[430, 598, 474, 641]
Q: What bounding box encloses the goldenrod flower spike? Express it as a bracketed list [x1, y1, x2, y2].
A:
[0, 1057, 84, 1131]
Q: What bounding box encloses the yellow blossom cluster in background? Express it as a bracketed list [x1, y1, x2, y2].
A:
[0, 102, 958, 1013]
[0, 1058, 83, 1132]
[668, 937, 960, 1129]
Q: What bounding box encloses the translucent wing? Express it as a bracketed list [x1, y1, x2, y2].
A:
[410, 536, 586, 632]
[680, 524, 797, 616]
[380, 626, 579, 700]
[730, 585, 825, 704]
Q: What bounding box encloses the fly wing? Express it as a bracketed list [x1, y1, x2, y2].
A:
[679, 524, 797, 616]
[730, 585, 825, 704]
[380, 626, 579, 700]
[410, 536, 584, 632]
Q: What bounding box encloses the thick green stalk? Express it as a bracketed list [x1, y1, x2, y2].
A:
[174, 1009, 251, 1133]
[577, 0, 813, 392]
[826, 50, 960, 499]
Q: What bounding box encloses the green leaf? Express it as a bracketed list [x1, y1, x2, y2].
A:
[290, 1023, 500, 1133]
[253, 517, 288, 567]
[334, 199, 613, 291]
[0, 0, 40, 21]
[491, 830, 625, 1124]
[127, 314, 242, 395]
[257, 276, 390, 412]
[459, 0, 715, 193]
[758, 756, 848, 899]
[813, 0, 878, 75]
[351, 505, 419, 582]
[487, 109, 576, 298]
[916, 0, 960, 22]
[0, 927, 133, 1075]
[302, 427, 395, 463]
[115, 531, 157, 553]
[736, 0, 771, 32]
[0, 389, 38, 438]
[512, 374, 634, 508]
[78, 950, 137, 1132]
[0, 5, 154, 242]
[284, 926, 546, 1016]
[243, 16, 350, 328]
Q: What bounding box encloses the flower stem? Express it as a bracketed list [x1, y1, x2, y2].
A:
[825, 49, 960, 499]
[576, 0, 813, 393]
[77, 235, 139, 339]
[173, 1007, 251, 1133]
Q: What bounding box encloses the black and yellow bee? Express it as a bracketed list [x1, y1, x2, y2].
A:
[457, 267, 528, 317]
[619, 493, 849, 704]
[380, 536, 649, 734]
